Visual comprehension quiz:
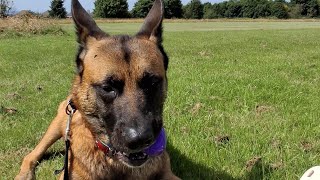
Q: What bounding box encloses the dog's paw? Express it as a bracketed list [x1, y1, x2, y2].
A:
[15, 171, 36, 180]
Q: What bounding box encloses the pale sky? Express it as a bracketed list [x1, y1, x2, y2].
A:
[12, 0, 223, 13]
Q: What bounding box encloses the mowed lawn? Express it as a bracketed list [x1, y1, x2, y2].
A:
[1, 21, 320, 179]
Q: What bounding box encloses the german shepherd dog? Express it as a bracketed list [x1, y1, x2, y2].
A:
[15, 0, 179, 179]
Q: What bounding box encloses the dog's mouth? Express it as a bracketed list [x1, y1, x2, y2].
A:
[115, 128, 166, 167]
[116, 151, 149, 167]
[96, 139, 150, 167]
[97, 128, 166, 167]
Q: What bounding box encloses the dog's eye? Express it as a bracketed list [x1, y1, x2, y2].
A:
[96, 77, 124, 100]
[150, 77, 162, 86]
[139, 74, 162, 92]
[102, 86, 114, 93]
[101, 85, 117, 99]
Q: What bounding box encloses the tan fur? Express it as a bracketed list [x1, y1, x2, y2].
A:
[15, 27, 178, 180]
[16, 0, 178, 178]
[82, 37, 165, 83]
[16, 99, 179, 180]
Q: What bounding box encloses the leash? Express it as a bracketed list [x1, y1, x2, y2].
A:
[54, 99, 76, 180]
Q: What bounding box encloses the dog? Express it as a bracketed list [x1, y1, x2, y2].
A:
[15, 0, 179, 179]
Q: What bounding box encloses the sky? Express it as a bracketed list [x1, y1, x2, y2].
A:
[12, 0, 223, 13]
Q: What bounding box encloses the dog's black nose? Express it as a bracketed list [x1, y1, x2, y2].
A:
[125, 127, 154, 151]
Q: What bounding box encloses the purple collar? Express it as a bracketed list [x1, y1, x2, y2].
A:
[96, 128, 166, 157]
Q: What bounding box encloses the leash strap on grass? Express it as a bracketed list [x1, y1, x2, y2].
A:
[54, 99, 76, 180]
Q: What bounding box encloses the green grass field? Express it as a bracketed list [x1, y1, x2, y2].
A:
[1, 21, 320, 179]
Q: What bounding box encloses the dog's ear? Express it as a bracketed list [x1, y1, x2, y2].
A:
[71, 0, 107, 44]
[136, 0, 164, 44]
[72, 0, 107, 76]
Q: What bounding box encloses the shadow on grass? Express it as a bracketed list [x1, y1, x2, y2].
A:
[167, 143, 239, 180]
[244, 160, 275, 180]
[167, 143, 275, 180]
[40, 150, 64, 162]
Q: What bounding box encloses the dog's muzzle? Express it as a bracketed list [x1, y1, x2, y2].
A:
[96, 128, 166, 167]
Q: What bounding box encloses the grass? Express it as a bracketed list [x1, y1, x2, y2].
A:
[1, 20, 320, 179]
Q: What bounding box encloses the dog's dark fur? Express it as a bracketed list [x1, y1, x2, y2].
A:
[15, 0, 179, 179]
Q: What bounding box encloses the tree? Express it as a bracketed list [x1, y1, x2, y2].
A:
[0, 0, 13, 18]
[93, 0, 129, 18]
[254, 2, 271, 17]
[49, 0, 67, 18]
[272, 1, 289, 18]
[183, 0, 203, 19]
[225, 0, 242, 18]
[290, 0, 319, 17]
[164, 0, 183, 18]
[215, 2, 228, 17]
[202, 2, 228, 18]
[240, 0, 271, 18]
[131, 0, 153, 18]
[290, 0, 307, 15]
[306, 0, 319, 17]
[203, 2, 214, 18]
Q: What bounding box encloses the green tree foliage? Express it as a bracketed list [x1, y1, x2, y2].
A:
[225, 0, 242, 17]
[183, 0, 204, 19]
[203, 2, 228, 18]
[49, 0, 67, 18]
[203, 2, 215, 18]
[215, 2, 228, 17]
[132, 0, 183, 18]
[240, 0, 271, 18]
[291, 0, 308, 15]
[200, 0, 299, 19]
[185, 0, 319, 19]
[131, 0, 153, 18]
[306, 0, 319, 17]
[272, 1, 289, 18]
[164, 0, 183, 18]
[93, 0, 129, 18]
[290, 0, 320, 17]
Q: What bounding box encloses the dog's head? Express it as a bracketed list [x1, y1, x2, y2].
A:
[71, 0, 168, 167]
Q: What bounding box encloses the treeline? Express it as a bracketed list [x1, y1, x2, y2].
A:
[93, 0, 184, 18]
[200, 0, 320, 19]
[94, 0, 320, 19]
[27, 0, 320, 19]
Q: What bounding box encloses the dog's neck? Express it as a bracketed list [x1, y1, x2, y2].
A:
[95, 134, 114, 157]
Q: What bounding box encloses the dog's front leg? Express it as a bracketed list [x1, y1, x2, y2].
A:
[15, 100, 69, 180]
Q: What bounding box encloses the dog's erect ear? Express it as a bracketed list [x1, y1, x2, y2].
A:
[136, 0, 164, 44]
[71, 0, 107, 44]
[137, 0, 168, 70]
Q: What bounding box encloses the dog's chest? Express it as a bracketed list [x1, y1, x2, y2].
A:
[70, 149, 163, 180]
